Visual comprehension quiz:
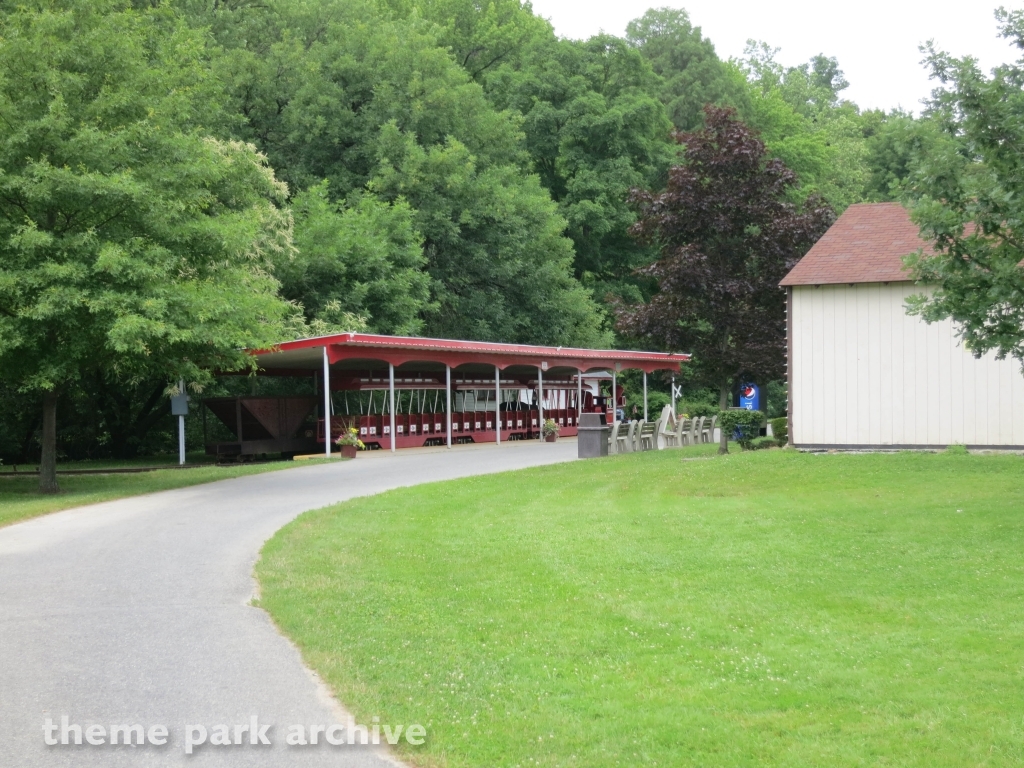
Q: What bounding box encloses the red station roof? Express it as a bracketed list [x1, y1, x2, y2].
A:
[252, 332, 688, 375]
[780, 202, 930, 287]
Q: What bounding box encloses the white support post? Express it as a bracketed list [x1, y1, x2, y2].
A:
[446, 364, 452, 449]
[671, 374, 676, 416]
[178, 378, 186, 466]
[323, 348, 331, 457]
[577, 369, 582, 426]
[495, 365, 501, 446]
[643, 371, 648, 422]
[538, 366, 544, 439]
[389, 362, 396, 453]
[612, 369, 617, 424]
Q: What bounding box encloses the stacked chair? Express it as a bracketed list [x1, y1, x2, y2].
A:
[606, 405, 723, 455]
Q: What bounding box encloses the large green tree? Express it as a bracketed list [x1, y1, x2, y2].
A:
[859, 109, 951, 202]
[283, 182, 431, 335]
[190, 0, 608, 344]
[625, 7, 748, 131]
[483, 32, 674, 304]
[393, 0, 549, 83]
[736, 44, 869, 211]
[0, 1, 298, 491]
[905, 9, 1024, 366]
[369, 122, 606, 343]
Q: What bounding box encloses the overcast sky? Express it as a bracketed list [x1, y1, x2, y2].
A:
[528, 0, 1022, 113]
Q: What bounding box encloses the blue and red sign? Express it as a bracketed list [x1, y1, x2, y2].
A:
[739, 383, 760, 411]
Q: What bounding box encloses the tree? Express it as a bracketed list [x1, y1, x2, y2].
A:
[394, 0, 551, 83]
[616, 106, 833, 451]
[370, 123, 610, 345]
[193, 0, 607, 344]
[626, 7, 749, 131]
[0, 1, 298, 491]
[485, 33, 674, 305]
[282, 182, 432, 335]
[904, 8, 1024, 366]
[736, 44, 869, 212]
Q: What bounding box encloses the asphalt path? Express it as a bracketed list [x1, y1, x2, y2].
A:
[0, 440, 578, 767]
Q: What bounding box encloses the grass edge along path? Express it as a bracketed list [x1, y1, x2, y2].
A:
[0, 458, 338, 529]
[257, 447, 1024, 768]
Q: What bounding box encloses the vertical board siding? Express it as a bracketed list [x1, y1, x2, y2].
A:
[791, 283, 1024, 446]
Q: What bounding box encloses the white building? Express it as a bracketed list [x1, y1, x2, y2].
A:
[780, 202, 1024, 449]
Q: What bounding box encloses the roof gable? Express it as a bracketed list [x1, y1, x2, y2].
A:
[780, 202, 931, 287]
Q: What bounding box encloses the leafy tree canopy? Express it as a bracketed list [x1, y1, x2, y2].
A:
[0, 0, 301, 488]
[370, 123, 609, 344]
[283, 182, 431, 336]
[734, 43, 868, 211]
[389, 0, 552, 82]
[484, 32, 674, 303]
[860, 108, 953, 201]
[905, 8, 1024, 366]
[626, 7, 749, 131]
[188, 0, 608, 344]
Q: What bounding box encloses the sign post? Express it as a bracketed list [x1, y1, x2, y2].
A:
[171, 379, 188, 465]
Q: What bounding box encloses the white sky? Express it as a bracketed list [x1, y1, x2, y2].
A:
[528, 0, 1022, 113]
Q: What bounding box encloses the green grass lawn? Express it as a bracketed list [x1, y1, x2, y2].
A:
[0, 451, 220, 473]
[0, 457, 333, 528]
[257, 446, 1024, 768]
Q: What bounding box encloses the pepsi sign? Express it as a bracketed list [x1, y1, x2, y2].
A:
[739, 383, 760, 411]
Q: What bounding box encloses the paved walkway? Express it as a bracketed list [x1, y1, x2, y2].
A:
[0, 440, 578, 766]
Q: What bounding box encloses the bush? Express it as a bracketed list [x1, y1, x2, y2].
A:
[717, 409, 765, 450]
[682, 401, 719, 418]
[765, 381, 788, 418]
[769, 417, 788, 444]
[752, 436, 782, 450]
[624, 389, 670, 419]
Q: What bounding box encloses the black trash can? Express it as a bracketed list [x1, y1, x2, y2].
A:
[577, 412, 611, 458]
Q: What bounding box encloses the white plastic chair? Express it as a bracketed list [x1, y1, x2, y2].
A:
[705, 415, 718, 444]
[608, 421, 621, 455]
[671, 417, 687, 446]
[675, 417, 692, 448]
[639, 420, 658, 451]
[616, 421, 633, 455]
[623, 420, 638, 453]
[693, 416, 706, 444]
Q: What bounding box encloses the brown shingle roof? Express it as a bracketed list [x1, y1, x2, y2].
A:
[780, 202, 932, 286]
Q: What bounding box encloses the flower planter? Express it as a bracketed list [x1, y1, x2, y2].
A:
[339, 444, 358, 459]
[544, 434, 557, 443]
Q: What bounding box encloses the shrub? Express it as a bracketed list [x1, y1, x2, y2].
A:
[684, 401, 719, 418]
[769, 417, 788, 444]
[717, 409, 765, 450]
[752, 436, 782, 450]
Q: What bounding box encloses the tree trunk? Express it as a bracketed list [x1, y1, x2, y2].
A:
[39, 391, 60, 494]
[718, 382, 730, 455]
